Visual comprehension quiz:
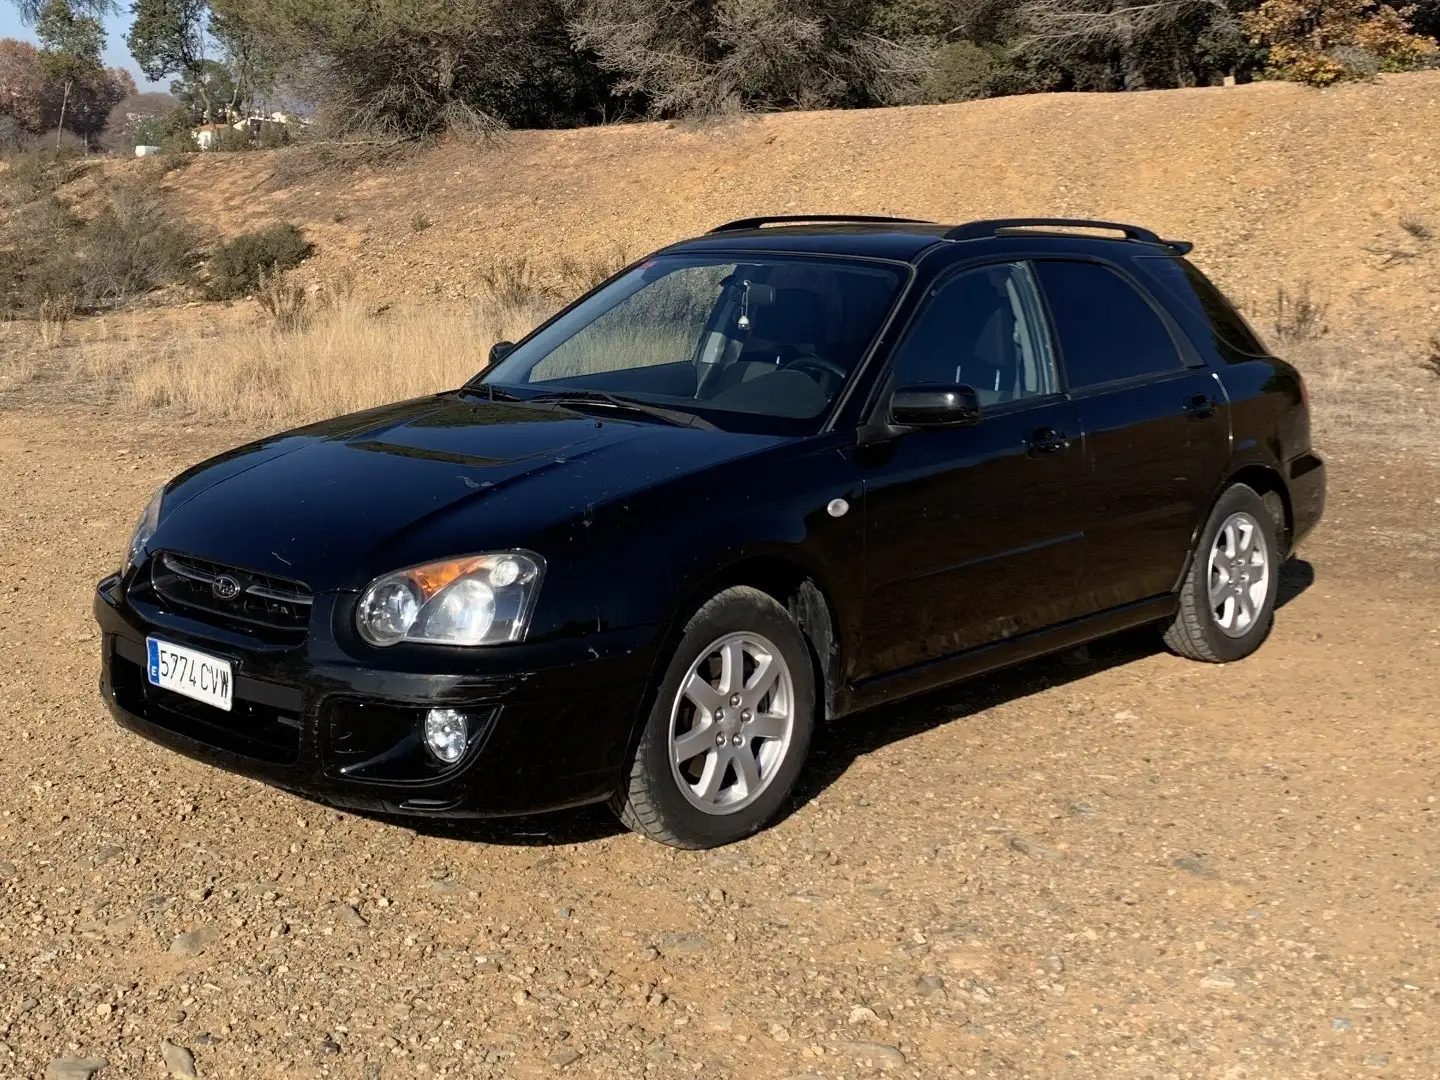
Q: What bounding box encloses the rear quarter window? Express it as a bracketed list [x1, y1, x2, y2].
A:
[1132, 256, 1270, 362]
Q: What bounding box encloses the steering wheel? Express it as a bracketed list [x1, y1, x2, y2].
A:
[781, 355, 849, 385]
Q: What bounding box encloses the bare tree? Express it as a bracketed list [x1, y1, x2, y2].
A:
[1020, 0, 1236, 88]
[571, 0, 928, 117]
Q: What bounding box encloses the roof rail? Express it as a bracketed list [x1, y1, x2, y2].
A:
[709, 214, 936, 233]
[945, 218, 1165, 244]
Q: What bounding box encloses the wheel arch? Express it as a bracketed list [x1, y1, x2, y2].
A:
[1223, 463, 1293, 554]
[1173, 461, 1293, 593]
[635, 554, 845, 742]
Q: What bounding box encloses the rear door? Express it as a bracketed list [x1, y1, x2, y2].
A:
[1033, 258, 1230, 615]
[857, 261, 1088, 679]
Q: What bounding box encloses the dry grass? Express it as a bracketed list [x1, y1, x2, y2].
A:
[3, 283, 1433, 464]
[60, 295, 552, 426]
[37, 295, 77, 348]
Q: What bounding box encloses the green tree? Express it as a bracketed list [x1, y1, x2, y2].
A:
[35, 0, 106, 146]
[169, 56, 235, 116]
[127, 0, 215, 119]
[257, 0, 624, 136]
[7, 0, 113, 21]
[209, 0, 281, 115]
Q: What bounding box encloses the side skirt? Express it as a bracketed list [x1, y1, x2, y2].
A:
[841, 594, 1177, 715]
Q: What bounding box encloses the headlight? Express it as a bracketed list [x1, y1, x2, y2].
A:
[355, 552, 544, 647]
[124, 486, 164, 574]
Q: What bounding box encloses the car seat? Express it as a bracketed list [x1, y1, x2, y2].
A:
[709, 288, 831, 397]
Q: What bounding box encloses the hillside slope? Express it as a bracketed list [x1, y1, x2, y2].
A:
[155, 73, 1440, 352]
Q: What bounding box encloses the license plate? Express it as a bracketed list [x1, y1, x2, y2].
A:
[146, 638, 233, 712]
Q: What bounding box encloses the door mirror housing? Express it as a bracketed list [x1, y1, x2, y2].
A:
[889, 385, 982, 428]
[489, 341, 516, 365]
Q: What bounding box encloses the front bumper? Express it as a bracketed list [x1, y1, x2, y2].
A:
[94, 576, 660, 817]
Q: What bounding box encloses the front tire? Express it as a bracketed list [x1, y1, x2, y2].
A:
[613, 586, 816, 848]
[1163, 483, 1281, 663]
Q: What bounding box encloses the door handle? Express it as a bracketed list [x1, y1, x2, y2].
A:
[1026, 426, 1070, 455]
[1185, 393, 1218, 420]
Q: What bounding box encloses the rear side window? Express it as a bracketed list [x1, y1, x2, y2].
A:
[1133, 256, 1269, 361]
[1034, 260, 1184, 389]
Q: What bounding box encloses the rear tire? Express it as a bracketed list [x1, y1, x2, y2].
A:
[612, 586, 815, 849]
[1164, 483, 1280, 663]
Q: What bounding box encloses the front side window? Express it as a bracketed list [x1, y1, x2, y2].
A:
[890, 261, 1059, 407]
[482, 255, 904, 427]
[1034, 260, 1184, 389]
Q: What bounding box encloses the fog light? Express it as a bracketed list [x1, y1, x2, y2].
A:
[423, 708, 469, 764]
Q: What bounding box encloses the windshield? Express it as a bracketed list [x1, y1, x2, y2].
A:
[480, 254, 905, 430]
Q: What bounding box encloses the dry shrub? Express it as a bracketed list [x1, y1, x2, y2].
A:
[1270, 283, 1329, 344]
[1422, 335, 1440, 379]
[1246, 0, 1439, 85]
[265, 141, 416, 193]
[554, 246, 633, 294]
[0, 141, 89, 203]
[477, 256, 552, 307]
[477, 248, 633, 309]
[86, 295, 553, 425]
[79, 183, 201, 303]
[255, 270, 312, 332]
[37, 295, 76, 348]
[0, 181, 198, 316]
[207, 224, 314, 300]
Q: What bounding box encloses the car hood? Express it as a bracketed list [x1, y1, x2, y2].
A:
[152, 394, 780, 592]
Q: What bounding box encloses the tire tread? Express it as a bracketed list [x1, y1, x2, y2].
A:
[1163, 483, 1277, 664]
[611, 586, 805, 849]
[1162, 556, 1223, 662]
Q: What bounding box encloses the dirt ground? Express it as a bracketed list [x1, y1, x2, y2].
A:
[0, 404, 1437, 1080]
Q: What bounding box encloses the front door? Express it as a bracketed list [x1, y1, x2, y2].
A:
[857, 261, 1089, 681]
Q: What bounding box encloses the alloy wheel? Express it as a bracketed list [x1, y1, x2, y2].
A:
[668, 632, 795, 815]
[1207, 510, 1271, 639]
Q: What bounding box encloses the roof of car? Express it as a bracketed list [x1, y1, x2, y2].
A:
[662, 216, 1191, 263]
[665, 223, 954, 262]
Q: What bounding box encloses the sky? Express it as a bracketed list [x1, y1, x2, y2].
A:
[0, 4, 155, 89]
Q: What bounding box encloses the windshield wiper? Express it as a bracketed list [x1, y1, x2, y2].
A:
[525, 390, 716, 430]
[460, 382, 525, 403]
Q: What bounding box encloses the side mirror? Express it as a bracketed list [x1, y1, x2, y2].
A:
[489, 341, 515, 365]
[889, 384, 982, 428]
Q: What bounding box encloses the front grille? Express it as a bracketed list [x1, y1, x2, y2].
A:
[151, 552, 312, 642]
[110, 648, 302, 765]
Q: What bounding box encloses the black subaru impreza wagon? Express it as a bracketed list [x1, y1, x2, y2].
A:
[95, 216, 1325, 848]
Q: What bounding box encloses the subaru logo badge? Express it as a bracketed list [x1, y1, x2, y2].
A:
[212, 575, 241, 601]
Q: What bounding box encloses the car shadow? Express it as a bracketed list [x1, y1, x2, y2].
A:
[363, 558, 1317, 848]
[1277, 556, 1315, 610]
[784, 624, 1162, 821]
[350, 801, 627, 847]
[785, 554, 1317, 822]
